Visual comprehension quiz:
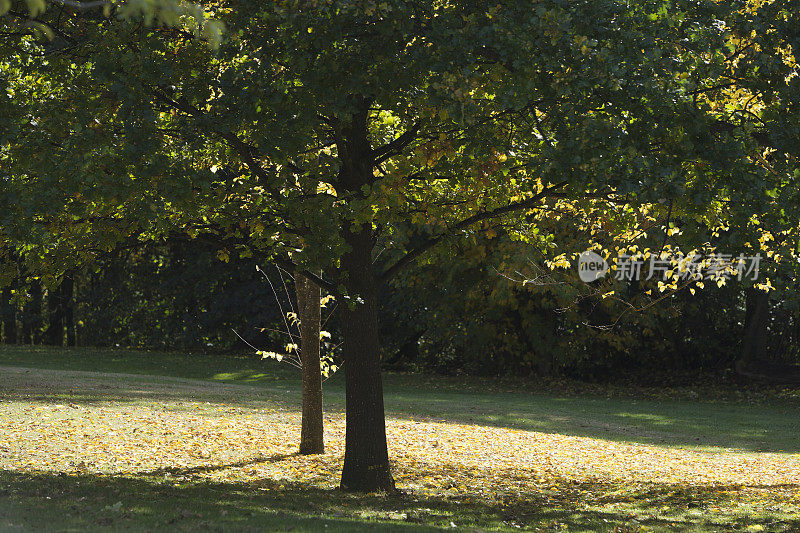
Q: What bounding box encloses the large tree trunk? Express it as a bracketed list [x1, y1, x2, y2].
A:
[334, 100, 394, 492]
[296, 270, 324, 455]
[339, 227, 395, 492]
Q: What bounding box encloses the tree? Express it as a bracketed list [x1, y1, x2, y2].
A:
[43, 276, 74, 346]
[1, 285, 16, 343]
[2, 0, 798, 491]
[296, 270, 325, 455]
[20, 277, 42, 344]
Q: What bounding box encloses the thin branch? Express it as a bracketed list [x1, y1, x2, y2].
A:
[379, 180, 568, 282]
[586, 278, 697, 331]
[256, 265, 297, 342]
[275, 264, 298, 327]
[682, 81, 739, 97]
[49, 0, 109, 9]
[230, 328, 301, 369]
[710, 119, 772, 148]
[150, 87, 285, 198]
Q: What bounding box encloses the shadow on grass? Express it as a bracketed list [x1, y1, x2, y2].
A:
[382, 391, 800, 454]
[0, 365, 294, 410]
[143, 453, 300, 477]
[2, 347, 800, 454]
[0, 346, 273, 382]
[2, 469, 796, 532]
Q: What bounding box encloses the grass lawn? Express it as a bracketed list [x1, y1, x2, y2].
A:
[1, 345, 799, 531]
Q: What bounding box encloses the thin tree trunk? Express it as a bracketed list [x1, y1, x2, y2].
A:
[1, 287, 17, 344]
[339, 227, 395, 492]
[63, 275, 76, 347]
[30, 279, 42, 344]
[21, 279, 33, 344]
[44, 282, 64, 346]
[737, 288, 769, 374]
[21, 278, 43, 344]
[297, 270, 324, 455]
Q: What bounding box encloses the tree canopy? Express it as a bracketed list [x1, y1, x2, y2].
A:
[2, 0, 799, 490]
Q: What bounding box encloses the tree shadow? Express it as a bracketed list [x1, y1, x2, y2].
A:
[142, 452, 299, 477]
[0, 468, 797, 532]
[381, 390, 800, 453]
[0, 365, 293, 407]
[2, 364, 799, 453]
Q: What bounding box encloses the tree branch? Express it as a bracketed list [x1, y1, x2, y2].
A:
[274, 257, 337, 293]
[379, 181, 568, 282]
[373, 121, 421, 164]
[474, 45, 517, 73]
[682, 81, 739, 97]
[150, 87, 284, 198]
[710, 119, 772, 148]
[49, 0, 109, 9]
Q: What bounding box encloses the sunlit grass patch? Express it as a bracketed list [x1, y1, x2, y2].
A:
[1, 358, 799, 531]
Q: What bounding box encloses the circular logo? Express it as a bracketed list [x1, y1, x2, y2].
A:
[578, 251, 608, 282]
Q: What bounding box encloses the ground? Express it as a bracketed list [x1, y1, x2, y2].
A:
[0, 346, 799, 531]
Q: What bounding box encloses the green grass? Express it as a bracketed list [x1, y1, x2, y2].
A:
[1, 345, 799, 532]
[3, 345, 798, 454]
[0, 345, 265, 381]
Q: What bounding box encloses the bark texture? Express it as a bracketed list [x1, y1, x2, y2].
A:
[338, 227, 395, 492]
[335, 100, 395, 491]
[297, 270, 324, 455]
